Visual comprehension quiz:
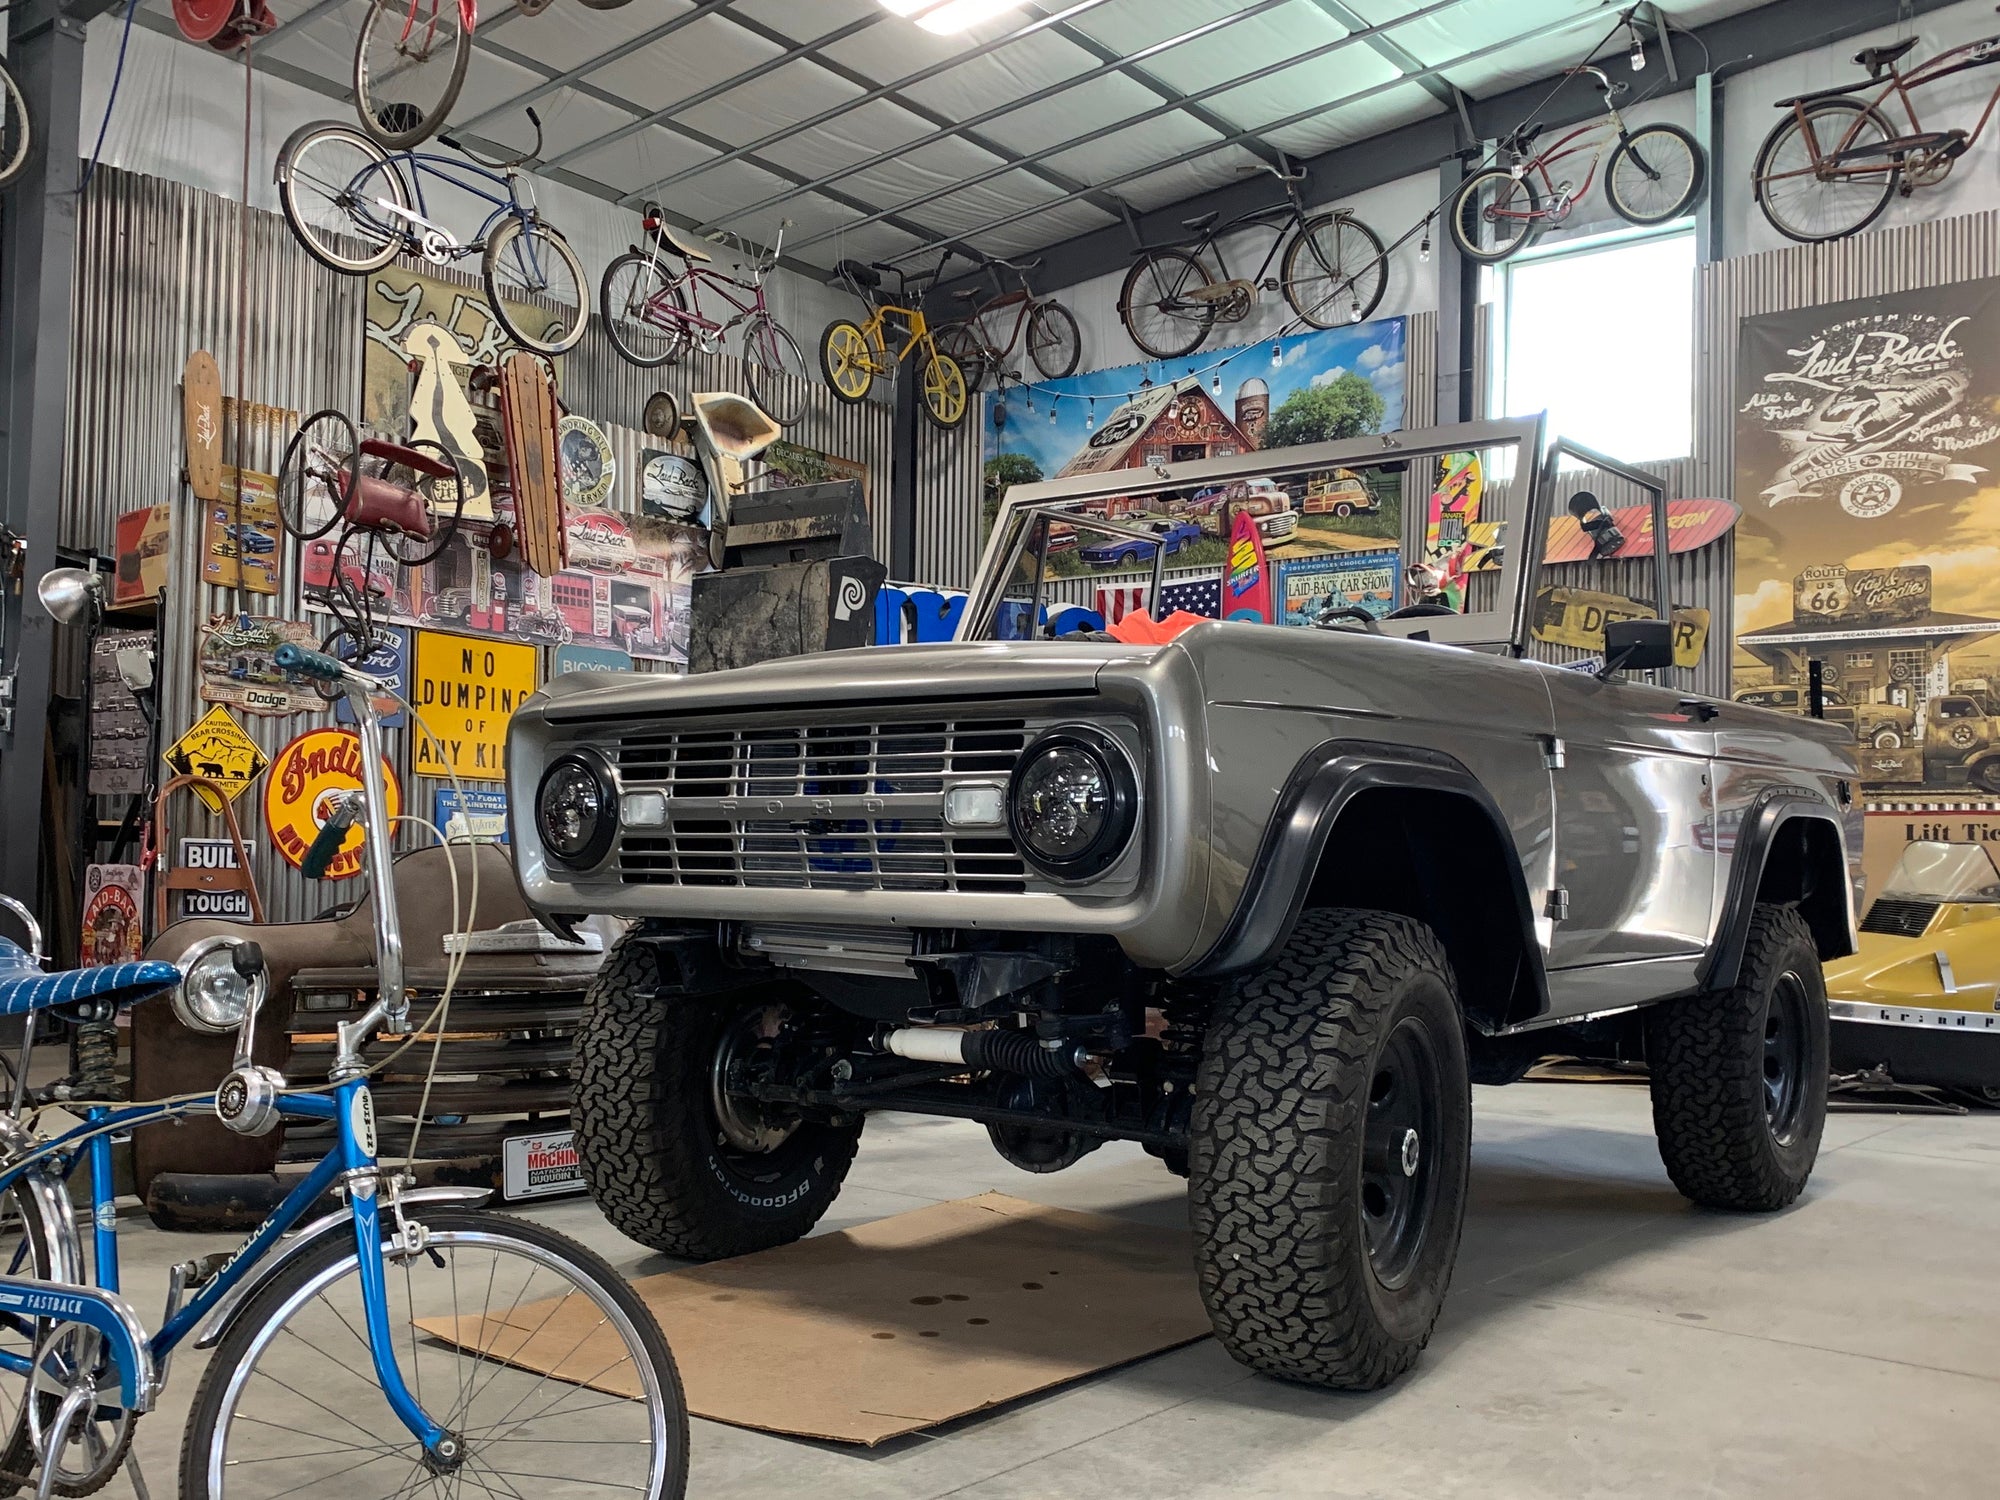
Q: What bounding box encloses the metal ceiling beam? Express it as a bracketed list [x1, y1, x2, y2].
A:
[952, 0, 1970, 304]
[603, 0, 1122, 197]
[1021, 2, 1288, 170]
[789, 0, 1480, 256]
[1304, 0, 1458, 110]
[699, 0, 1298, 235]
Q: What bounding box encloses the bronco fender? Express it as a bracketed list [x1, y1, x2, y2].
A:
[1700, 787, 1854, 993]
[1186, 740, 1549, 1027]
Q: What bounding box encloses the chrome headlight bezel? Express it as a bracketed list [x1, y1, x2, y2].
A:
[536, 750, 618, 869]
[171, 935, 266, 1035]
[1007, 724, 1138, 881]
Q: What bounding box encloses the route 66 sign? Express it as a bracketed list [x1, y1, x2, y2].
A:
[1794, 564, 1850, 618]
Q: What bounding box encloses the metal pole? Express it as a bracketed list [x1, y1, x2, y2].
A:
[0, 1, 89, 913]
[890, 363, 917, 582]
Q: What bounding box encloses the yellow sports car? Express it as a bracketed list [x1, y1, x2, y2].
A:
[1826, 840, 2000, 1097]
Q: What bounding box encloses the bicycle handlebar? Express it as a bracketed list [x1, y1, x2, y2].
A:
[274, 643, 347, 682]
[442, 107, 544, 170]
[1567, 64, 1625, 95]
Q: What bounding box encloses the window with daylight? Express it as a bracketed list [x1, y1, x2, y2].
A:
[1494, 227, 1696, 464]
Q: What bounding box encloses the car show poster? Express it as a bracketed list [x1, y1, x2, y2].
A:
[978, 317, 1406, 580]
[88, 630, 155, 797]
[1277, 549, 1399, 626]
[1734, 279, 2000, 799]
[196, 615, 325, 717]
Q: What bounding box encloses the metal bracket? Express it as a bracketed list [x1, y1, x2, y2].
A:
[0, 675, 14, 736]
[1543, 736, 1566, 770]
[1545, 888, 1571, 921]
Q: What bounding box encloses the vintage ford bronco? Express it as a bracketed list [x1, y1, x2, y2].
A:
[507, 417, 1861, 1390]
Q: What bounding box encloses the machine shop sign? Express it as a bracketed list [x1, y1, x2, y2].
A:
[1735, 282, 2000, 513]
[1792, 563, 1932, 627]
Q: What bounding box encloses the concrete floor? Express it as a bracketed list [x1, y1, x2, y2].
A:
[109, 1081, 1999, 1499]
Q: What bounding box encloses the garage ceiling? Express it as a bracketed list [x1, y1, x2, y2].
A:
[143, 0, 1781, 274]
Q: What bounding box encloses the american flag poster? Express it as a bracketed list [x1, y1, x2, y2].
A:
[1159, 574, 1222, 618]
[1094, 583, 1149, 623]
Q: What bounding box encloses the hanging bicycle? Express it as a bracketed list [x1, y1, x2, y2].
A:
[275, 110, 588, 355]
[1450, 66, 1706, 264]
[932, 248, 1081, 392]
[819, 255, 970, 429]
[1116, 160, 1387, 361]
[600, 207, 811, 425]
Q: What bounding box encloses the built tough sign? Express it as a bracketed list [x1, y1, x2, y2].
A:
[412, 633, 537, 781]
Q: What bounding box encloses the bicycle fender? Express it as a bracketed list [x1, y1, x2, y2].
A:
[0, 1279, 156, 1412]
[190, 1186, 492, 1352]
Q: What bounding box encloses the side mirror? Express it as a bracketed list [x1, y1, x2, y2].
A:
[1599, 617, 1675, 678]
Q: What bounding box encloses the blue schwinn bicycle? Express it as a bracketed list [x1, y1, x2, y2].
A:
[275, 109, 588, 356]
[0, 641, 686, 1500]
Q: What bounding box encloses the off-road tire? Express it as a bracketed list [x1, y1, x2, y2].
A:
[1647, 904, 1828, 1211]
[1190, 909, 1471, 1390]
[572, 935, 861, 1259]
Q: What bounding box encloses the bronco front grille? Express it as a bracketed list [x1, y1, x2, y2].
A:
[613, 716, 1037, 892]
[1860, 898, 1938, 938]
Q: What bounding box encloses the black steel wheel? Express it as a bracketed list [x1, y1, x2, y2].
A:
[1360, 1015, 1448, 1288]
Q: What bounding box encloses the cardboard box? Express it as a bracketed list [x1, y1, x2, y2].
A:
[112, 503, 172, 609]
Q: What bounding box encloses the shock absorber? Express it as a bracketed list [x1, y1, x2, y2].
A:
[73, 1009, 122, 1102]
[878, 1025, 1085, 1078]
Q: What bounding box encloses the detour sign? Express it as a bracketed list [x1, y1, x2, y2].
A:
[413, 633, 538, 781]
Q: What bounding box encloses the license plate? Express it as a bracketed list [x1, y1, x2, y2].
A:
[502, 1129, 585, 1202]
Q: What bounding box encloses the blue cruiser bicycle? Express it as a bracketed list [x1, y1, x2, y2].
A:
[0, 642, 686, 1500]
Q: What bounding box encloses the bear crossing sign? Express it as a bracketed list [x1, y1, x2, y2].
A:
[412, 633, 538, 781]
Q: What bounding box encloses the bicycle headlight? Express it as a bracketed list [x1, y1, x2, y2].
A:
[172, 936, 265, 1035]
[1007, 726, 1137, 880]
[536, 752, 617, 868]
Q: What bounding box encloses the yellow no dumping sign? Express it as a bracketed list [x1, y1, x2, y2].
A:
[413, 632, 538, 781]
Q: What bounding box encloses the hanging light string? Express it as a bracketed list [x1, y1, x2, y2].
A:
[991, 6, 1660, 417]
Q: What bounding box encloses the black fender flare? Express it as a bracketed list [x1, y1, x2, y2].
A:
[1186, 739, 1550, 1020]
[1700, 787, 1853, 993]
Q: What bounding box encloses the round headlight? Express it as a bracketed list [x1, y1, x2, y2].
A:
[537, 753, 616, 867]
[172, 938, 261, 1035]
[1008, 727, 1137, 879]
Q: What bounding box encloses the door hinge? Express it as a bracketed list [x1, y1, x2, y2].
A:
[1542, 735, 1565, 770]
[1544, 887, 1570, 921]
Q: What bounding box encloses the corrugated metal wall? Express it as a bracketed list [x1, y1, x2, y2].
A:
[61, 165, 896, 925]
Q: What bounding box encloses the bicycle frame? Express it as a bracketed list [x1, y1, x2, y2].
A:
[1180, 200, 1299, 287]
[1777, 35, 2000, 181]
[1499, 118, 1620, 224]
[348, 147, 544, 274]
[629, 227, 783, 344]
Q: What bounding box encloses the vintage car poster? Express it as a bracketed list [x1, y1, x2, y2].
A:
[1277, 549, 1399, 626]
[200, 469, 281, 595]
[1734, 279, 2000, 804]
[264, 728, 402, 880]
[412, 632, 538, 781]
[80, 865, 144, 966]
[979, 318, 1406, 578]
[197, 615, 325, 716]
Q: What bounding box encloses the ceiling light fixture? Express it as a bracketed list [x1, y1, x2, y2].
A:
[885, 0, 1029, 36]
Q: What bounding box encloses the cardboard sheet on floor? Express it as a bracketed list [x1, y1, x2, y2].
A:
[413, 1192, 1210, 1445]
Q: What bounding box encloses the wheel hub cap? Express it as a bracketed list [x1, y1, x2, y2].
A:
[710, 1003, 802, 1155]
[1400, 1127, 1421, 1177]
[1360, 1017, 1447, 1291]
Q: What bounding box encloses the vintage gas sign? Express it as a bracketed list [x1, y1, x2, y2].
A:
[1792, 563, 1931, 627]
[264, 729, 402, 880]
[162, 705, 269, 813]
[412, 632, 537, 780]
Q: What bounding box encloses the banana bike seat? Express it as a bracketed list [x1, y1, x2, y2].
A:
[0, 939, 180, 1017]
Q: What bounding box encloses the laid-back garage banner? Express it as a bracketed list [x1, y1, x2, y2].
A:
[1734, 278, 2000, 793]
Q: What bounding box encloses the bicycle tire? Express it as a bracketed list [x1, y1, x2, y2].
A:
[177, 1208, 689, 1500]
[1026, 300, 1082, 379]
[819, 319, 877, 403]
[600, 251, 691, 368]
[277, 410, 360, 543]
[0, 60, 31, 193]
[1450, 167, 1540, 265]
[373, 438, 465, 569]
[1752, 99, 1899, 244]
[920, 348, 969, 430]
[275, 123, 408, 275]
[1282, 212, 1387, 328]
[483, 218, 589, 355]
[353, 0, 473, 151]
[742, 313, 809, 426]
[933, 321, 990, 394]
[1606, 122, 1705, 226]
[1118, 248, 1216, 360]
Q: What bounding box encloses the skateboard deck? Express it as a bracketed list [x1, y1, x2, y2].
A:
[1421, 451, 1485, 607]
[183, 350, 223, 502]
[1544, 497, 1739, 566]
[499, 351, 566, 579]
[404, 321, 492, 521]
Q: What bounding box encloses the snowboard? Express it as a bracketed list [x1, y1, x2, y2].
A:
[1544, 496, 1739, 566]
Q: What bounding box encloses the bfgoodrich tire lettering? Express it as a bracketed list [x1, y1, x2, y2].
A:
[1191, 908, 1471, 1389]
[572, 934, 860, 1258]
[1647, 903, 1829, 1211]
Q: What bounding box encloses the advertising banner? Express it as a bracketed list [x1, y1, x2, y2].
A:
[1277, 549, 1399, 626]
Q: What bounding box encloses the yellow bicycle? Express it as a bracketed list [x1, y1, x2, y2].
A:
[819, 256, 969, 429]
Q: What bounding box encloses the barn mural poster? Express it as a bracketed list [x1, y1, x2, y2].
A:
[980, 317, 1407, 579]
[1734, 277, 2000, 876]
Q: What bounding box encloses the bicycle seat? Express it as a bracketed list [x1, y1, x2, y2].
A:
[1854, 37, 1917, 74]
[953, 287, 984, 300]
[1181, 210, 1220, 232]
[1501, 122, 1545, 154]
[835, 258, 881, 291]
[650, 220, 711, 263]
[0, 939, 180, 1017]
[358, 437, 457, 480]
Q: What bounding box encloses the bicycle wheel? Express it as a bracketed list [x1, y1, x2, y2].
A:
[1753, 99, 1899, 244]
[483, 218, 589, 355]
[1283, 212, 1387, 328]
[1118, 249, 1215, 360]
[599, 252, 691, 368]
[0, 1176, 62, 1495]
[1451, 168, 1541, 264]
[933, 321, 989, 394]
[920, 348, 969, 430]
[0, 60, 31, 193]
[178, 1209, 688, 1500]
[742, 314, 810, 426]
[276, 123, 409, 275]
[277, 410, 360, 543]
[373, 439, 465, 569]
[354, 0, 473, 151]
[1607, 123, 1705, 226]
[819, 319, 878, 403]
[1026, 301, 1081, 379]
